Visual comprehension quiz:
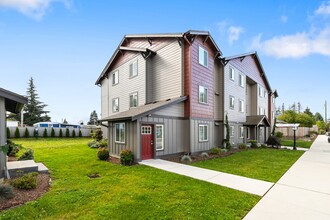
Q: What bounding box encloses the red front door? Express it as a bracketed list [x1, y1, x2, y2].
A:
[141, 125, 153, 160]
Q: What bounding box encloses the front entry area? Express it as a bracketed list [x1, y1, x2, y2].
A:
[141, 125, 153, 160]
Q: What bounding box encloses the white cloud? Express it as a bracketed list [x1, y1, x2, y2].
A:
[315, 1, 330, 16]
[0, 0, 71, 20]
[280, 15, 288, 23]
[228, 26, 244, 45]
[251, 27, 330, 58]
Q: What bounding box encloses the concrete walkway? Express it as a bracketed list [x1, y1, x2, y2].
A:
[140, 159, 274, 196]
[244, 135, 330, 220]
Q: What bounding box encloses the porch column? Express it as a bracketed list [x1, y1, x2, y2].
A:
[0, 97, 6, 179]
[264, 126, 267, 143]
[255, 126, 258, 142]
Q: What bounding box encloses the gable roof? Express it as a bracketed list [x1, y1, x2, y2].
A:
[223, 51, 272, 92]
[0, 88, 28, 114]
[99, 96, 187, 122]
[95, 30, 222, 85]
[244, 115, 271, 127]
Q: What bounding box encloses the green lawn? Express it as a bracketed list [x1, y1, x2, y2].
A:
[192, 148, 304, 182]
[1, 138, 260, 220]
[281, 139, 314, 148]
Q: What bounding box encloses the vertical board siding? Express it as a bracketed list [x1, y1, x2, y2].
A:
[190, 119, 215, 153]
[0, 97, 6, 178]
[146, 40, 182, 102]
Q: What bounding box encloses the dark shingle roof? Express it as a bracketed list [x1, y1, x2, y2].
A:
[244, 115, 271, 127]
[0, 88, 27, 113]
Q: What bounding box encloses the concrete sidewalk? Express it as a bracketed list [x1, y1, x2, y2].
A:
[140, 159, 274, 196]
[244, 135, 330, 220]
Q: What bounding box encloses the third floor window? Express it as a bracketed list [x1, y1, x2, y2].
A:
[129, 60, 138, 78]
[112, 70, 119, 85]
[198, 46, 208, 67]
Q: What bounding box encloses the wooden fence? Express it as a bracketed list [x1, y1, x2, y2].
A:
[275, 125, 318, 137]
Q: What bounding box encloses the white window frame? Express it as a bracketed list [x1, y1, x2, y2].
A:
[239, 127, 244, 138]
[141, 126, 152, 134]
[112, 70, 119, 85]
[259, 86, 264, 97]
[229, 67, 235, 81]
[272, 97, 275, 104]
[229, 96, 235, 109]
[199, 85, 208, 104]
[198, 46, 208, 67]
[230, 126, 235, 137]
[199, 124, 208, 142]
[156, 124, 164, 151]
[272, 111, 275, 120]
[239, 99, 244, 113]
[129, 92, 138, 108]
[129, 60, 138, 78]
[115, 123, 125, 143]
[112, 98, 119, 112]
[239, 74, 244, 87]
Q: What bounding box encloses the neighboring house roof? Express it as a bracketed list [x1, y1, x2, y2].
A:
[223, 51, 273, 92]
[0, 88, 27, 113]
[95, 30, 222, 85]
[272, 89, 279, 98]
[99, 96, 187, 122]
[244, 115, 271, 127]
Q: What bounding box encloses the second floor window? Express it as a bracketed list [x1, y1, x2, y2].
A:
[199, 85, 208, 104]
[112, 70, 119, 85]
[259, 107, 265, 115]
[229, 96, 235, 109]
[129, 60, 138, 78]
[198, 46, 208, 67]
[259, 86, 264, 97]
[239, 100, 244, 113]
[229, 67, 235, 81]
[239, 74, 244, 87]
[113, 98, 119, 112]
[130, 92, 138, 108]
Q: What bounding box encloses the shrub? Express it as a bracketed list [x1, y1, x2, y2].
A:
[43, 128, 48, 138]
[238, 143, 247, 149]
[249, 140, 258, 148]
[201, 152, 209, 158]
[72, 130, 76, 138]
[0, 184, 14, 200]
[7, 127, 10, 139]
[275, 131, 283, 139]
[7, 141, 21, 157]
[120, 149, 134, 166]
[79, 130, 82, 137]
[309, 130, 318, 136]
[220, 148, 228, 153]
[24, 128, 29, 138]
[15, 127, 20, 138]
[94, 129, 103, 141]
[88, 140, 100, 148]
[99, 139, 108, 148]
[266, 136, 281, 148]
[319, 129, 326, 135]
[10, 172, 38, 190]
[209, 147, 221, 155]
[51, 128, 55, 137]
[261, 144, 268, 148]
[97, 147, 109, 160]
[65, 128, 70, 137]
[90, 130, 95, 139]
[18, 149, 34, 161]
[59, 129, 63, 138]
[181, 155, 192, 163]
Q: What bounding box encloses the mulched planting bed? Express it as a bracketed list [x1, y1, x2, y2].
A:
[0, 174, 51, 211]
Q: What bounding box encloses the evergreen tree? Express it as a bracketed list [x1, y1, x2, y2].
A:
[63, 118, 68, 124]
[15, 127, 20, 138]
[59, 129, 63, 138]
[87, 110, 99, 125]
[43, 128, 48, 138]
[18, 77, 51, 126]
[72, 129, 76, 138]
[65, 128, 70, 137]
[304, 107, 314, 118]
[51, 128, 55, 137]
[6, 127, 10, 139]
[24, 128, 29, 138]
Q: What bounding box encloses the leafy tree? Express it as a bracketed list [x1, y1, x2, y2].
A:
[278, 110, 314, 127]
[87, 110, 99, 125]
[314, 112, 324, 122]
[316, 121, 329, 131]
[17, 77, 51, 126]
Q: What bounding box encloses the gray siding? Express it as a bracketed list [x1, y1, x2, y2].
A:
[214, 122, 224, 147]
[152, 102, 184, 117]
[146, 40, 183, 102]
[257, 84, 269, 117]
[0, 97, 5, 178]
[214, 61, 224, 120]
[190, 119, 215, 153]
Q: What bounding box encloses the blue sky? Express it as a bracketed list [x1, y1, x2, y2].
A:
[1, 0, 330, 123]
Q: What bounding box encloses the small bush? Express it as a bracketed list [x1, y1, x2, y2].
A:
[18, 149, 34, 161]
[249, 140, 258, 148]
[209, 147, 221, 155]
[99, 139, 108, 148]
[120, 149, 134, 166]
[97, 147, 109, 160]
[10, 172, 38, 190]
[0, 184, 14, 200]
[201, 152, 209, 158]
[65, 128, 70, 137]
[59, 129, 63, 138]
[7, 141, 21, 157]
[260, 144, 268, 148]
[275, 131, 283, 139]
[88, 140, 100, 148]
[6, 127, 10, 139]
[51, 128, 55, 137]
[267, 136, 281, 148]
[79, 130, 82, 137]
[319, 129, 326, 135]
[24, 128, 29, 138]
[72, 130, 76, 138]
[309, 130, 318, 136]
[43, 128, 48, 138]
[181, 155, 192, 163]
[220, 148, 228, 153]
[15, 127, 20, 138]
[94, 129, 103, 141]
[238, 143, 247, 149]
[90, 130, 95, 139]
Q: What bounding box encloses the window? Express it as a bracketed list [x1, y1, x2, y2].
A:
[229, 67, 235, 81]
[112, 70, 119, 85]
[259, 86, 264, 97]
[272, 111, 275, 120]
[246, 127, 250, 139]
[199, 124, 208, 142]
[239, 74, 244, 87]
[229, 96, 235, 109]
[272, 97, 275, 104]
[112, 98, 119, 112]
[129, 60, 138, 78]
[239, 127, 244, 138]
[141, 126, 152, 134]
[199, 85, 208, 104]
[198, 46, 208, 67]
[129, 92, 138, 108]
[230, 126, 235, 137]
[239, 100, 244, 113]
[156, 125, 164, 151]
[115, 123, 125, 143]
[264, 90, 267, 98]
[259, 107, 263, 115]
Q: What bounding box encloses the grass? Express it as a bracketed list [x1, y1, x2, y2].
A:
[192, 148, 304, 182]
[281, 139, 314, 148]
[1, 138, 260, 220]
